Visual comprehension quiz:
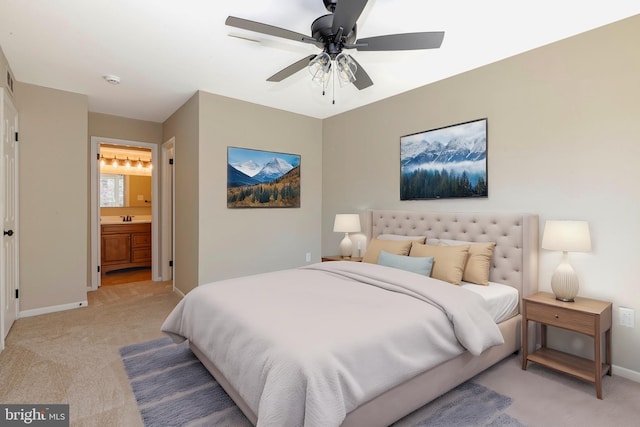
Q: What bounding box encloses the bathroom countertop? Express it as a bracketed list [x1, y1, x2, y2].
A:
[101, 215, 152, 225]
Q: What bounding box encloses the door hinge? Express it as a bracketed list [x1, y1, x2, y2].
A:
[15, 289, 19, 299]
[169, 260, 173, 267]
[169, 158, 174, 165]
[14, 132, 18, 142]
[97, 153, 100, 160]
[97, 265, 101, 273]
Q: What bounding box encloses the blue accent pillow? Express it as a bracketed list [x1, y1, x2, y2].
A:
[377, 250, 434, 276]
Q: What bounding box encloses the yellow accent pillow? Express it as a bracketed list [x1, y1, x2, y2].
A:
[427, 239, 496, 286]
[409, 243, 470, 285]
[463, 242, 496, 286]
[362, 238, 413, 264]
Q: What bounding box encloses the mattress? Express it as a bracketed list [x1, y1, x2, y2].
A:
[461, 280, 520, 323]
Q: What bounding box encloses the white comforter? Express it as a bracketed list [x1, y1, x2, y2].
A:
[161, 261, 504, 427]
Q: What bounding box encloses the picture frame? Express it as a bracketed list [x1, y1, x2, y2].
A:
[400, 118, 488, 200]
[227, 146, 301, 208]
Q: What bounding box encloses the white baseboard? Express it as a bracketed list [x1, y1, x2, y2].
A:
[173, 286, 185, 298]
[612, 364, 640, 383]
[20, 300, 88, 318]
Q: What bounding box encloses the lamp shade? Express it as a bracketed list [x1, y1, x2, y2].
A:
[541, 220, 591, 252]
[333, 214, 361, 233]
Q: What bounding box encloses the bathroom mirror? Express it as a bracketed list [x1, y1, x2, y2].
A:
[100, 174, 152, 207]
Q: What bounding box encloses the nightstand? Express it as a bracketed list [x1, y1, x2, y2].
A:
[521, 292, 612, 399]
[321, 256, 363, 262]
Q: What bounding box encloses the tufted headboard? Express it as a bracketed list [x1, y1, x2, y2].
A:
[364, 210, 539, 300]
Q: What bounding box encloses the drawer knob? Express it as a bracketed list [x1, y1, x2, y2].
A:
[554, 314, 559, 319]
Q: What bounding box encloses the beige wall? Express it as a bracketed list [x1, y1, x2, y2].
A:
[89, 112, 163, 143]
[163, 91, 323, 295]
[197, 92, 322, 286]
[323, 15, 640, 376]
[0, 46, 15, 100]
[162, 93, 200, 294]
[15, 83, 89, 310]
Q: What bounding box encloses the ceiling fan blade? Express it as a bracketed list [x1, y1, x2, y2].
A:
[226, 16, 309, 44]
[349, 57, 373, 90]
[267, 55, 316, 82]
[332, 0, 369, 35]
[356, 32, 445, 51]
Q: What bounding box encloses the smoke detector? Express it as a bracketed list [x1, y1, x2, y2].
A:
[103, 74, 121, 85]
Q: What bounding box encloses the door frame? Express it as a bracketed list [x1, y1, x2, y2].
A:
[90, 136, 160, 290]
[0, 88, 19, 351]
[161, 137, 175, 282]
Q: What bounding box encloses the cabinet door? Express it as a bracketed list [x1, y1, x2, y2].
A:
[132, 232, 151, 248]
[101, 234, 131, 264]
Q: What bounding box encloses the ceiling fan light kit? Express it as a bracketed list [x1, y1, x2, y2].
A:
[226, 0, 444, 102]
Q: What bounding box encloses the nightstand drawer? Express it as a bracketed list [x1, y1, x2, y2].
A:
[526, 301, 595, 335]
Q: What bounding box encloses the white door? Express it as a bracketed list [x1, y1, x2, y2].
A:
[1, 89, 19, 348]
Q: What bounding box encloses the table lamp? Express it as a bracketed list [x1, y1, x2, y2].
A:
[333, 214, 361, 258]
[541, 220, 591, 302]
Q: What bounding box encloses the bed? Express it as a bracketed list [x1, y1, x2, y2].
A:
[162, 210, 538, 427]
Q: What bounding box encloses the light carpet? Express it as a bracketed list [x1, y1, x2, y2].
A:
[120, 337, 522, 427]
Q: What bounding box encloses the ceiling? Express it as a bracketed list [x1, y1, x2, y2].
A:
[1, 1, 638, 122]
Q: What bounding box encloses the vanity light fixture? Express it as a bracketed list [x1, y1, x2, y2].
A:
[102, 155, 153, 171]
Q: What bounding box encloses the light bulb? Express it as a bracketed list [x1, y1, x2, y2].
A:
[100, 156, 105, 167]
[137, 158, 143, 169]
[125, 158, 131, 168]
[308, 52, 331, 86]
[112, 158, 118, 167]
[336, 53, 357, 86]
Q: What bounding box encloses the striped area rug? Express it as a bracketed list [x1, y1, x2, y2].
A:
[120, 337, 522, 427]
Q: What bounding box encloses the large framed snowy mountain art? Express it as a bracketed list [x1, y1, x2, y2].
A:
[227, 147, 301, 208]
[400, 118, 488, 200]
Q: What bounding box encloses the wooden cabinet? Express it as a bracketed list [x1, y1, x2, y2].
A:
[101, 223, 151, 274]
[521, 292, 612, 399]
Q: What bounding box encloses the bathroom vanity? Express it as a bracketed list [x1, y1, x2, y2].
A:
[100, 222, 151, 274]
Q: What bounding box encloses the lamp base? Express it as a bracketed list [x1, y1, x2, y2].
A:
[339, 233, 353, 258]
[551, 254, 579, 302]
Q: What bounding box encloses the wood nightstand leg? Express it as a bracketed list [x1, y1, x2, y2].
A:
[521, 317, 528, 370]
[595, 328, 603, 399]
[605, 329, 612, 376]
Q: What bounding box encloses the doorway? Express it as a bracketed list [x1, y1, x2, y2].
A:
[90, 137, 160, 290]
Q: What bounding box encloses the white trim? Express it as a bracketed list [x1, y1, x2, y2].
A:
[161, 137, 175, 282]
[90, 136, 161, 289]
[20, 300, 88, 318]
[612, 364, 640, 384]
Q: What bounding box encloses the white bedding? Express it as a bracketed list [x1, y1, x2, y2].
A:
[161, 261, 503, 427]
[461, 281, 520, 323]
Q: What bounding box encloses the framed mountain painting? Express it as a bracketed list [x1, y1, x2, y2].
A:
[400, 118, 488, 200]
[227, 147, 301, 208]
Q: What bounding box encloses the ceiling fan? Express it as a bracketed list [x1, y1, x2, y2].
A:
[225, 0, 445, 91]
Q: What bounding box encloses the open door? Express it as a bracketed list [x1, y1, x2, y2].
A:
[1, 88, 19, 349]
